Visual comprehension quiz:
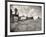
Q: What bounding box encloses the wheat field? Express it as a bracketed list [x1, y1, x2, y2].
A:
[10, 17, 42, 32]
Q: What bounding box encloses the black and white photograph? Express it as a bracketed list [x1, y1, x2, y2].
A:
[7, 2, 45, 35]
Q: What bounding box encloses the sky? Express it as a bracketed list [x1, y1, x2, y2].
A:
[10, 5, 42, 18]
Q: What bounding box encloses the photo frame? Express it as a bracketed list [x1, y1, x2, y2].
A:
[5, 1, 45, 36]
